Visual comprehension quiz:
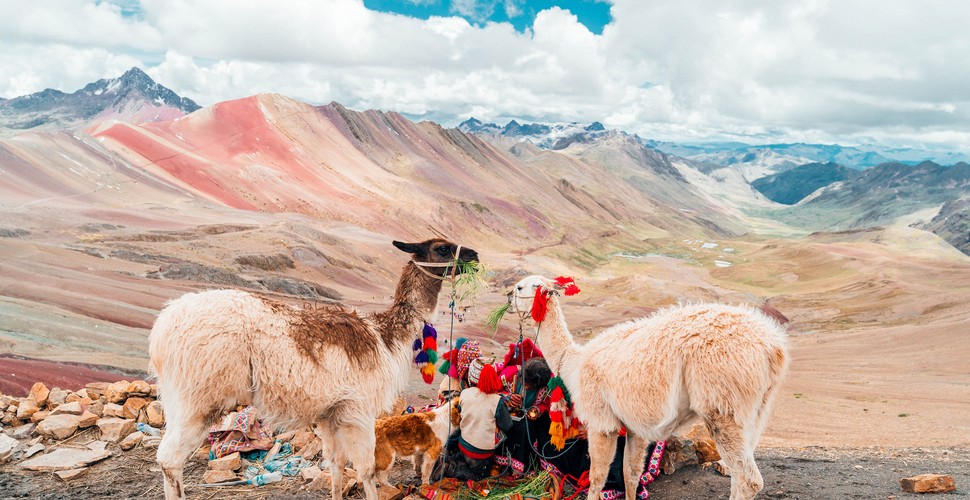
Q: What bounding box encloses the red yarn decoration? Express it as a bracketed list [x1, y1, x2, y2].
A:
[532, 286, 549, 322]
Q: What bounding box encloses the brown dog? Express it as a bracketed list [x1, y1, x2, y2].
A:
[374, 399, 461, 485]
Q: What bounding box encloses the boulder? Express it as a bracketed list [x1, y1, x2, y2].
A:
[29, 410, 50, 423]
[96, 417, 136, 443]
[103, 403, 125, 418]
[145, 401, 165, 427]
[126, 380, 151, 396]
[149, 384, 159, 397]
[1, 411, 20, 426]
[77, 411, 99, 428]
[308, 468, 358, 495]
[686, 422, 721, 463]
[24, 443, 45, 458]
[47, 388, 71, 408]
[120, 431, 144, 451]
[899, 474, 956, 493]
[51, 401, 84, 416]
[377, 484, 405, 500]
[142, 436, 162, 449]
[203, 469, 238, 484]
[55, 467, 90, 481]
[84, 382, 109, 399]
[21, 447, 112, 471]
[0, 434, 19, 464]
[300, 465, 323, 482]
[28, 382, 50, 407]
[75, 388, 91, 400]
[35, 414, 81, 440]
[301, 437, 323, 460]
[208, 451, 242, 471]
[291, 429, 314, 451]
[9, 422, 37, 440]
[16, 399, 39, 420]
[65, 394, 93, 406]
[122, 397, 148, 419]
[104, 381, 129, 404]
[661, 436, 698, 475]
[88, 400, 105, 417]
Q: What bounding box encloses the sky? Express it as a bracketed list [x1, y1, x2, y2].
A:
[1, 0, 969, 152]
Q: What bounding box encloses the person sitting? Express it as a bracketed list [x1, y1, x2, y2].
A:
[497, 357, 591, 476]
[437, 362, 513, 480]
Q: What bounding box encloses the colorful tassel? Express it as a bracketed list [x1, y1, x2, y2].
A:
[554, 276, 581, 296]
[415, 350, 429, 364]
[438, 359, 451, 375]
[413, 322, 439, 385]
[532, 286, 549, 322]
[420, 363, 435, 384]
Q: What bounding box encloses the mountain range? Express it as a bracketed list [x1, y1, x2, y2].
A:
[0, 67, 200, 133]
[1, 68, 967, 257]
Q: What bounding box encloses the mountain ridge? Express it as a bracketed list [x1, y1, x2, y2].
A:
[0, 67, 200, 133]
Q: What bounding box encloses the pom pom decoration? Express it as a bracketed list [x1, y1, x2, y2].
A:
[532, 286, 549, 322]
[554, 276, 581, 296]
[413, 322, 440, 384]
[547, 375, 581, 451]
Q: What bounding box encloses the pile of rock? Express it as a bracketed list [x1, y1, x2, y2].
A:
[0, 380, 165, 473]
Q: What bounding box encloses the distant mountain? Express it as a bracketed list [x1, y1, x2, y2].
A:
[458, 117, 609, 150]
[0, 67, 200, 132]
[649, 140, 970, 172]
[785, 161, 970, 247]
[914, 196, 970, 255]
[752, 162, 859, 205]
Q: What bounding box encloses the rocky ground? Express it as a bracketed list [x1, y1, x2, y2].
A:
[1, 379, 965, 500]
[2, 444, 967, 499]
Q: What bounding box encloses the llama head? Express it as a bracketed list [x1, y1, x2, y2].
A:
[393, 238, 479, 277]
[507, 275, 558, 316]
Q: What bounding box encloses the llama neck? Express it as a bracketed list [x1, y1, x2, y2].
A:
[373, 262, 444, 346]
[538, 297, 581, 379]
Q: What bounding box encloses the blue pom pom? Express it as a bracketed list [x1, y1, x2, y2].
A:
[412, 338, 423, 351]
[423, 322, 437, 339]
[415, 350, 430, 364]
[454, 337, 467, 351]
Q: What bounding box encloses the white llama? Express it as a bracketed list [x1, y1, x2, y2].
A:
[508, 275, 789, 500]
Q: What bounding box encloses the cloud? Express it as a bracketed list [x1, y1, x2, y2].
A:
[0, 0, 969, 152]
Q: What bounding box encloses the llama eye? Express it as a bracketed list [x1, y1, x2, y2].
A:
[516, 286, 523, 291]
[436, 246, 451, 256]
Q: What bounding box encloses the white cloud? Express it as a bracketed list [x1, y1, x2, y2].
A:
[0, 0, 969, 153]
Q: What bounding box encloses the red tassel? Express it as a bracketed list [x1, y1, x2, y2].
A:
[555, 276, 581, 296]
[532, 286, 549, 322]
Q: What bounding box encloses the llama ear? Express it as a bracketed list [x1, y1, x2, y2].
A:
[393, 240, 426, 257]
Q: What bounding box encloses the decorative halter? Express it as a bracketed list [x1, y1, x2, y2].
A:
[410, 244, 463, 281]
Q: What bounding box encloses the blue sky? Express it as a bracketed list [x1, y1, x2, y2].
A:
[1, 1, 969, 152]
[364, 0, 611, 34]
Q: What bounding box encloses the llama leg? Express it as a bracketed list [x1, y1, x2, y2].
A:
[413, 451, 424, 477]
[338, 422, 380, 500]
[419, 447, 438, 484]
[623, 433, 649, 500]
[708, 413, 763, 500]
[314, 422, 347, 500]
[586, 431, 618, 500]
[156, 409, 212, 500]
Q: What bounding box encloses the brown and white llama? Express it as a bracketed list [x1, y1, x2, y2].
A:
[149, 238, 478, 500]
[508, 276, 789, 500]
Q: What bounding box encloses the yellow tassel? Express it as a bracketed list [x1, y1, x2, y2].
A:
[566, 425, 580, 440]
[549, 421, 565, 450]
